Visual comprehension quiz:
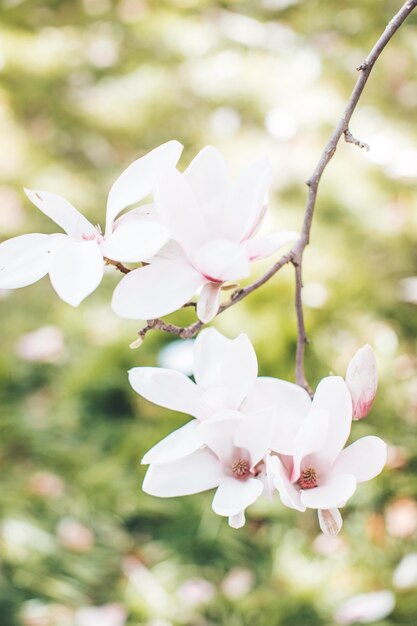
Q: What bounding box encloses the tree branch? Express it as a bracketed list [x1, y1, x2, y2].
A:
[130, 0, 417, 393]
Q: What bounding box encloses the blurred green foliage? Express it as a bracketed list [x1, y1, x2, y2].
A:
[1, 0, 417, 624]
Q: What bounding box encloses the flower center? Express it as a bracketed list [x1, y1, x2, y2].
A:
[82, 226, 104, 244]
[232, 459, 250, 479]
[298, 467, 318, 489]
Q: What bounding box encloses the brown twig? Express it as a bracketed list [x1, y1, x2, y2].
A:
[104, 258, 130, 274]
[130, 0, 417, 393]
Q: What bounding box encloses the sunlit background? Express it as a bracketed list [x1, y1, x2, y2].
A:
[1, 1, 417, 624]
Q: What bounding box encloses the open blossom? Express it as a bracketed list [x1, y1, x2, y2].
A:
[345, 344, 378, 419]
[112, 146, 299, 323]
[0, 141, 182, 306]
[269, 376, 387, 534]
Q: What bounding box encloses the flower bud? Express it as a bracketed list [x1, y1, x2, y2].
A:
[345, 344, 378, 420]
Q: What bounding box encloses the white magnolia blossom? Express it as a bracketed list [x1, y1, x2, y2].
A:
[0, 141, 182, 306]
[112, 145, 299, 323]
[133, 329, 386, 532]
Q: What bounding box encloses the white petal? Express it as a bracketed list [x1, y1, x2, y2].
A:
[128, 367, 209, 420]
[300, 474, 357, 510]
[312, 376, 353, 466]
[25, 189, 93, 239]
[234, 407, 277, 467]
[334, 591, 395, 625]
[198, 411, 242, 462]
[196, 282, 222, 323]
[317, 508, 343, 536]
[101, 218, 169, 263]
[141, 420, 203, 465]
[105, 140, 183, 234]
[142, 449, 223, 497]
[330, 436, 387, 483]
[111, 259, 203, 319]
[193, 328, 258, 404]
[49, 239, 104, 306]
[0, 233, 59, 289]
[191, 240, 250, 282]
[242, 376, 311, 417]
[184, 146, 229, 231]
[291, 408, 329, 481]
[154, 168, 207, 252]
[212, 477, 263, 516]
[268, 454, 305, 512]
[228, 511, 246, 529]
[241, 231, 299, 261]
[222, 157, 271, 241]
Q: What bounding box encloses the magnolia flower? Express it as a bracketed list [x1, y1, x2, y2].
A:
[112, 146, 299, 323]
[0, 141, 182, 306]
[269, 376, 387, 534]
[345, 344, 378, 419]
[129, 328, 311, 466]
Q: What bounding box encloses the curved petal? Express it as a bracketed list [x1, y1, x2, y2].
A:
[229, 511, 245, 529]
[196, 282, 222, 323]
[212, 477, 263, 517]
[193, 328, 258, 404]
[198, 410, 242, 462]
[291, 408, 329, 482]
[105, 140, 183, 234]
[49, 239, 104, 306]
[154, 168, 207, 252]
[191, 240, 250, 282]
[111, 260, 204, 320]
[300, 474, 357, 510]
[25, 189, 93, 239]
[142, 420, 203, 465]
[129, 367, 209, 420]
[184, 146, 229, 230]
[330, 436, 387, 483]
[268, 454, 305, 512]
[101, 218, 169, 263]
[222, 157, 271, 241]
[143, 449, 223, 497]
[312, 376, 353, 467]
[241, 231, 299, 262]
[0, 233, 60, 289]
[317, 508, 343, 536]
[234, 407, 277, 467]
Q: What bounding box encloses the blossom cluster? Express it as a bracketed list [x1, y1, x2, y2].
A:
[0, 141, 297, 323]
[131, 329, 385, 534]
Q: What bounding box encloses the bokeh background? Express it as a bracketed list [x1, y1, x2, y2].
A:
[1, 1, 417, 624]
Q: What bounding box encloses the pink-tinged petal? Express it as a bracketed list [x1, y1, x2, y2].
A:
[212, 477, 263, 517]
[330, 436, 387, 483]
[101, 218, 169, 263]
[25, 189, 94, 239]
[141, 420, 203, 465]
[196, 282, 222, 323]
[0, 233, 61, 289]
[191, 240, 250, 282]
[154, 168, 207, 252]
[228, 511, 245, 529]
[312, 376, 353, 467]
[105, 140, 183, 234]
[242, 376, 311, 418]
[334, 591, 395, 625]
[143, 449, 223, 497]
[128, 367, 209, 420]
[345, 344, 378, 420]
[317, 508, 343, 536]
[234, 407, 277, 467]
[198, 411, 242, 462]
[193, 328, 258, 403]
[291, 408, 329, 481]
[300, 474, 357, 510]
[184, 146, 229, 230]
[111, 259, 204, 319]
[241, 231, 299, 261]
[268, 454, 305, 512]
[152, 239, 186, 262]
[222, 157, 271, 241]
[49, 239, 104, 306]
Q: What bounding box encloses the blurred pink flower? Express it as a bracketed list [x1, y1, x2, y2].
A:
[177, 578, 215, 606]
[345, 344, 378, 420]
[15, 325, 65, 363]
[28, 471, 64, 498]
[75, 604, 127, 626]
[385, 498, 417, 538]
[112, 146, 298, 322]
[334, 590, 395, 625]
[221, 567, 255, 599]
[56, 518, 95, 552]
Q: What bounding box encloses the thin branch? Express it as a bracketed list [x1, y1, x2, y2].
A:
[104, 258, 130, 274]
[131, 0, 417, 392]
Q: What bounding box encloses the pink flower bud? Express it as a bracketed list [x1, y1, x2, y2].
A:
[345, 344, 378, 419]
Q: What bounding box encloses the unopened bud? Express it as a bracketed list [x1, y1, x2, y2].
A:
[345, 344, 378, 420]
[129, 336, 144, 349]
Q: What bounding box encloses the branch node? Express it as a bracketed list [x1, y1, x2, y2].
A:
[343, 129, 370, 151]
[356, 61, 369, 71]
